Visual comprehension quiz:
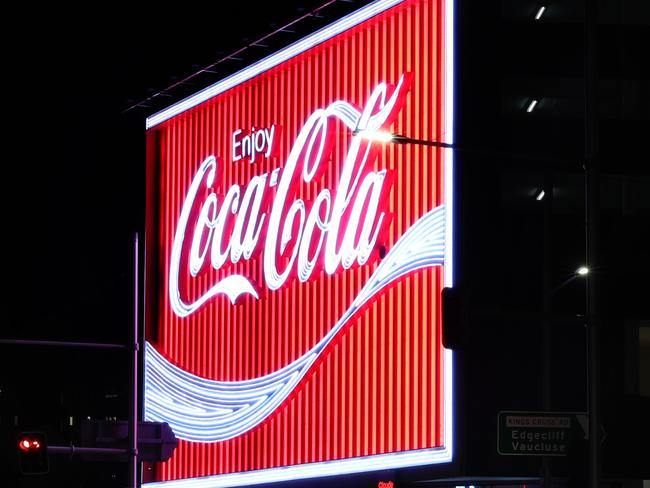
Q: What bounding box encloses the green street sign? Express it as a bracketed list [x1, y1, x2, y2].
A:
[497, 411, 589, 456]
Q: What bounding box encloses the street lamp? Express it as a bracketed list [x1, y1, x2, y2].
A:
[354, 129, 455, 149]
[548, 266, 591, 294]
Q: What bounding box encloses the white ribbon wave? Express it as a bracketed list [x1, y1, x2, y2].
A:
[145, 204, 445, 442]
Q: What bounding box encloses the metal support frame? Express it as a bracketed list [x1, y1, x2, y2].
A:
[0, 339, 127, 349]
[48, 445, 128, 456]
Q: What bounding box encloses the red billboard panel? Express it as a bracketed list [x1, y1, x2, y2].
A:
[144, 0, 454, 486]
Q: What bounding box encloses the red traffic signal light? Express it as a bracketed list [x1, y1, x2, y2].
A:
[18, 437, 42, 452]
[16, 432, 49, 474]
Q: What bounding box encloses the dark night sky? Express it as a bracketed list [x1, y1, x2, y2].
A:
[3, 3, 370, 484]
[4, 1, 356, 341]
[2, 0, 361, 458]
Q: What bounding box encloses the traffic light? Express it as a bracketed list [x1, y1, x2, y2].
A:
[17, 432, 49, 474]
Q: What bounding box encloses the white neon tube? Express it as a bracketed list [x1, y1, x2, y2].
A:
[146, 205, 446, 442]
[146, 0, 405, 129]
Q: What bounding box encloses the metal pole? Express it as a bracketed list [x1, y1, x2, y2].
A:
[584, 0, 600, 486]
[0, 339, 127, 350]
[129, 233, 140, 488]
[48, 445, 129, 456]
[542, 172, 553, 488]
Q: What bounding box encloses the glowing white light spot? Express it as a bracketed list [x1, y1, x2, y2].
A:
[355, 129, 394, 142]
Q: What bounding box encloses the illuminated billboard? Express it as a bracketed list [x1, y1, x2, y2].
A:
[144, 0, 454, 486]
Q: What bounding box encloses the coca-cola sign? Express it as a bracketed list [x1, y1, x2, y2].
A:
[144, 0, 454, 486]
[170, 75, 409, 316]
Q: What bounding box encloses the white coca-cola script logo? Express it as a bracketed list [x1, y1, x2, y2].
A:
[169, 74, 411, 317]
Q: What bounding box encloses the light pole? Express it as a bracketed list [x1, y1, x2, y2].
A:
[584, 0, 600, 485]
